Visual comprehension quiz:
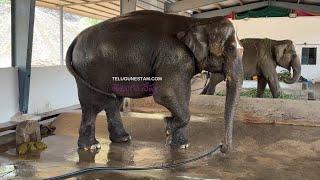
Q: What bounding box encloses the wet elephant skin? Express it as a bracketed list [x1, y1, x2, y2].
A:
[66, 10, 243, 152]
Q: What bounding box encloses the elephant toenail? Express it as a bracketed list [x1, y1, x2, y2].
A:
[166, 130, 171, 136]
[180, 144, 189, 149]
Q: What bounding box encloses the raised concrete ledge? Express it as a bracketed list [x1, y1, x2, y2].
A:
[0, 105, 80, 146]
[0, 130, 16, 146]
[129, 95, 320, 127]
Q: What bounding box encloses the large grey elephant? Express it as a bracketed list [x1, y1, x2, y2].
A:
[66, 10, 243, 153]
[201, 38, 301, 98]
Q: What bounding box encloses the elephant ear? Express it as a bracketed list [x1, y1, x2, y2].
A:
[273, 43, 287, 63]
[177, 26, 208, 62]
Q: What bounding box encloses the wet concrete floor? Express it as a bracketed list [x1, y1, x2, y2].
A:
[0, 111, 320, 179]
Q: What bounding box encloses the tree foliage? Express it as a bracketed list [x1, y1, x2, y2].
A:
[0, 0, 9, 4]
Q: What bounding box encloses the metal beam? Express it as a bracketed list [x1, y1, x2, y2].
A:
[165, 0, 226, 13]
[193, 1, 268, 18]
[120, 0, 137, 15]
[60, 7, 64, 65]
[11, 0, 36, 114]
[36, 1, 110, 19]
[138, 0, 164, 11]
[62, 0, 116, 7]
[270, 1, 320, 14]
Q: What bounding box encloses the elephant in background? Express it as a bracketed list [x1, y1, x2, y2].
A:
[201, 38, 301, 98]
[66, 10, 243, 153]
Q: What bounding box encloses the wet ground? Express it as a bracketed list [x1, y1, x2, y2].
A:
[0, 111, 320, 179]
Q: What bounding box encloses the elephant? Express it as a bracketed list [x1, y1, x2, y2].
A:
[201, 38, 301, 98]
[66, 10, 243, 153]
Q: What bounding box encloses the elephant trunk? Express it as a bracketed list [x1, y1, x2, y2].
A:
[221, 48, 243, 153]
[284, 54, 301, 84]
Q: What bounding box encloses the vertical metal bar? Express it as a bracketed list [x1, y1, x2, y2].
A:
[120, 0, 137, 15]
[120, 0, 136, 112]
[11, 0, 16, 67]
[11, 0, 36, 113]
[60, 6, 64, 65]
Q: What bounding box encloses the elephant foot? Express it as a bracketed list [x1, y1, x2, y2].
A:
[78, 139, 101, 152]
[109, 131, 131, 143]
[200, 89, 207, 95]
[179, 143, 189, 149]
[166, 127, 189, 149]
[164, 117, 189, 149]
[220, 143, 231, 154]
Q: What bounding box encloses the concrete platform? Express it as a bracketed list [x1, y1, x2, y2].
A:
[129, 95, 320, 127]
[0, 112, 320, 179]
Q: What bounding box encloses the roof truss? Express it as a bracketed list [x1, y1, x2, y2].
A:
[193, 1, 268, 18]
[165, 0, 320, 18]
[165, 0, 225, 13]
[271, 1, 320, 14]
[36, 0, 167, 20]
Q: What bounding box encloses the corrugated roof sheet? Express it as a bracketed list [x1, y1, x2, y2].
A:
[36, 0, 171, 20]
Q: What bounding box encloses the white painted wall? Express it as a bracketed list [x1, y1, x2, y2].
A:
[0, 68, 19, 123]
[232, 16, 320, 81]
[28, 66, 79, 114]
[0, 66, 79, 123]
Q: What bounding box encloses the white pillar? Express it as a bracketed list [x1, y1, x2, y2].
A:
[59, 6, 64, 65]
[120, 0, 137, 15]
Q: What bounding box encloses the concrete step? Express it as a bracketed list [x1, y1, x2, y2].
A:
[0, 130, 15, 146]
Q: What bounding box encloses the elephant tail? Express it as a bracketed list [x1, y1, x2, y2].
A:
[66, 38, 117, 98]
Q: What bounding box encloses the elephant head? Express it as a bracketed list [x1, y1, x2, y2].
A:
[273, 40, 301, 84]
[177, 18, 244, 153]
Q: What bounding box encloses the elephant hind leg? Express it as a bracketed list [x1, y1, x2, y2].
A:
[104, 96, 131, 143]
[257, 76, 267, 98]
[266, 75, 280, 98]
[78, 106, 103, 151]
[201, 73, 225, 95]
[77, 83, 105, 151]
[261, 65, 280, 98]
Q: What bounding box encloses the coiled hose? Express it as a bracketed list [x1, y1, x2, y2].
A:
[46, 143, 222, 180]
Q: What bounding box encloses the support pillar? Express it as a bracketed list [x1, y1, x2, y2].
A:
[120, 0, 136, 112]
[59, 6, 64, 65]
[120, 0, 136, 15]
[11, 0, 36, 113]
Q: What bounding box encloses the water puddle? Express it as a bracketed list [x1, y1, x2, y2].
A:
[122, 112, 211, 122]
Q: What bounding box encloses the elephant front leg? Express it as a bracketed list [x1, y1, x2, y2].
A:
[153, 81, 191, 149]
[78, 109, 101, 151]
[164, 116, 189, 148]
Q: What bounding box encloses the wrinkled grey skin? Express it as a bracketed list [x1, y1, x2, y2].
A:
[201, 38, 301, 98]
[66, 10, 243, 153]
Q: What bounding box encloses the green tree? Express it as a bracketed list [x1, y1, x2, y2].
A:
[0, 0, 9, 4]
[85, 17, 101, 26]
